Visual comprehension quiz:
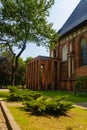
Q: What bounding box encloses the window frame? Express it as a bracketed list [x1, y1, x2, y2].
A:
[80, 37, 87, 66]
[62, 45, 68, 62]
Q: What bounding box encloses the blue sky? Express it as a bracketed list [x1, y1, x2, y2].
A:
[21, 0, 80, 60]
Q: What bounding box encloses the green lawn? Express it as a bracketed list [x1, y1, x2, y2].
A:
[0, 90, 9, 100]
[7, 104, 87, 130]
[39, 90, 87, 103]
[0, 89, 87, 103]
[0, 89, 87, 130]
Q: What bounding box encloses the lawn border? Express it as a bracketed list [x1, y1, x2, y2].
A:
[0, 98, 20, 130]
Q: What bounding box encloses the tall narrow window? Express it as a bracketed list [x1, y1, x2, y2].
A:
[81, 38, 87, 65]
[70, 43, 72, 52]
[50, 50, 54, 57]
[62, 45, 68, 61]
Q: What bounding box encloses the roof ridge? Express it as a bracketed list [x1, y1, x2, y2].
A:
[59, 0, 87, 35]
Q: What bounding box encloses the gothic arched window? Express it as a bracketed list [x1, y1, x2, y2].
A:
[62, 45, 68, 61]
[81, 38, 87, 65]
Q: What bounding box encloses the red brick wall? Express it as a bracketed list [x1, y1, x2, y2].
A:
[60, 62, 68, 80]
[57, 25, 87, 90]
[75, 66, 87, 76]
[27, 25, 87, 91]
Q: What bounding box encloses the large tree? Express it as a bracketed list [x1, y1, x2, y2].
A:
[0, 0, 58, 86]
[15, 57, 26, 87]
[0, 57, 11, 87]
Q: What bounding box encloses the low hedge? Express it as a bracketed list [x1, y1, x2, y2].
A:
[7, 86, 43, 101]
[7, 86, 73, 116]
[24, 96, 73, 116]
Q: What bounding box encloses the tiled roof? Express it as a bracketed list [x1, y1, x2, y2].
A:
[59, 0, 87, 35]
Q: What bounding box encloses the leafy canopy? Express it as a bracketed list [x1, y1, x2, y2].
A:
[0, 0, 58, 50]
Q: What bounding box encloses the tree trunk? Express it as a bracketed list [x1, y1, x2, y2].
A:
[9, 41, 26, 86]
[11, 66, 16, 86]
[11, 47, 26, 86]
[11, 54, 18, 86]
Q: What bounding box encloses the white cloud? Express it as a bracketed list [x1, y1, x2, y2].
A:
[47, 0, 80, 30]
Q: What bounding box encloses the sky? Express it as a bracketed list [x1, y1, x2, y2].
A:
[21, 0, 81, 60]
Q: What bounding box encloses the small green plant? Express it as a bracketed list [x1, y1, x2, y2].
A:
[24, 96, 46, 114]
[24, 96, 73, 116]
[7, 86, 23, 101]
[7, 86, 43, 101]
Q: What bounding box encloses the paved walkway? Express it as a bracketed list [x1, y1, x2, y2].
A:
[0, 107, 8, 130]
[0, 89, 8, 129]
[75, 102, 87, 109]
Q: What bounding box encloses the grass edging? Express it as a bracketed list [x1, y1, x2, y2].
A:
[0, 99, 20, 130]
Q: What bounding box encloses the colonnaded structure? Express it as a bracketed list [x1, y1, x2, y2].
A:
[26, 0, 87, 91]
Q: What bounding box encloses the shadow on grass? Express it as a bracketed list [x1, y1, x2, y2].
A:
[66, 126, 73, 130]
[16, 105, 73, 119]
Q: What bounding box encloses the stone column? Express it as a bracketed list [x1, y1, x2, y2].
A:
[37, 60, 41, 90]
[68, 53, 72, 78]
[29, 63, 32, 88]
[31, 63, 33, 89]
[68, 56, 71, 78]
[26, 65, 28, 88]
[57, 60, 61, 89]
[45, 61, 48, 90]
[27, 65, 30, 88]
[36, 60, 38, 89]
[29, 64, 31, 89]
[32, 62, 34, 89]
[51, 61, 55, 90]
[34, 61, 36, 90]
[68, 53, 75, 90]
[68, 53, 75, 76]
[72, 57, 75, 74]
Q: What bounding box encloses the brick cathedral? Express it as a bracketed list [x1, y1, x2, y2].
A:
[26, 0, 87, 91]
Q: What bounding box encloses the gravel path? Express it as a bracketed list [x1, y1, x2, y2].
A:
[0, 107, 8, 130]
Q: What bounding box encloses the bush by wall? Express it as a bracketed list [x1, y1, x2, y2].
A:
[75, 76, 87, 93]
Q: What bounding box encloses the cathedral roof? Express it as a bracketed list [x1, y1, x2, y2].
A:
[59, 0, 87, 35]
